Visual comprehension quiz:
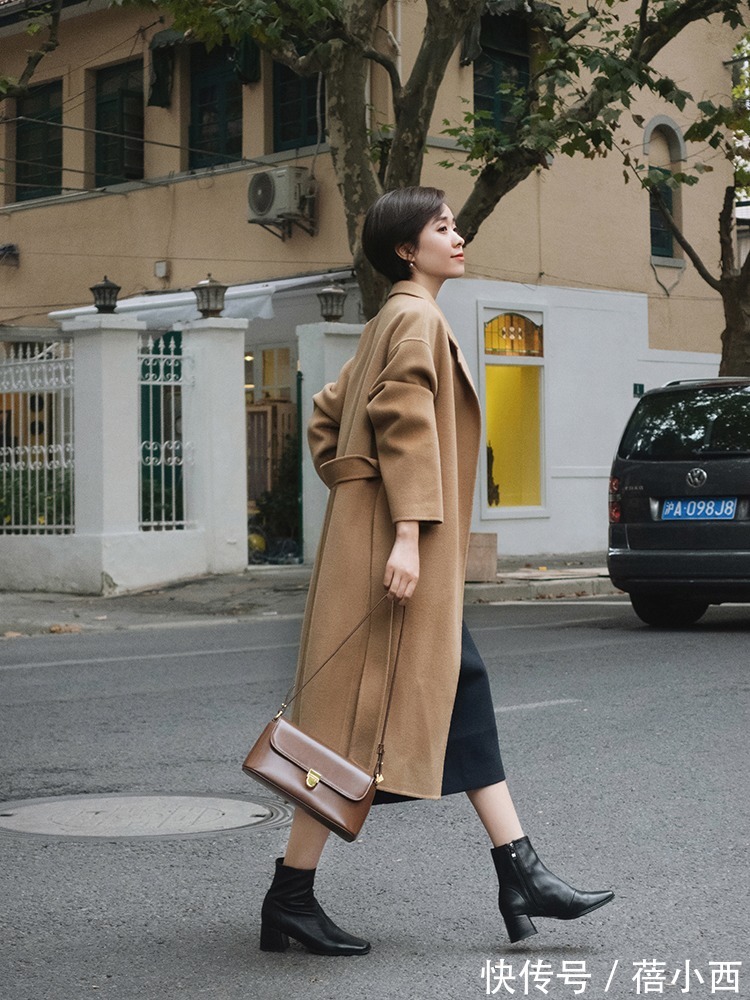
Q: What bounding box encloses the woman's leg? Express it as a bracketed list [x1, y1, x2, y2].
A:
[468, 783, 614, 944]
[466, 781, 524, 846]
[260, 807, 370, 956]
[284, 806, 332, 868]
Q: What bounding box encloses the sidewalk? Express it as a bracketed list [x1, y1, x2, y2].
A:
[0, 552, 619, 638]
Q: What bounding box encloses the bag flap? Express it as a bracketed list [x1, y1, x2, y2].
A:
[270, 719, 373, 802]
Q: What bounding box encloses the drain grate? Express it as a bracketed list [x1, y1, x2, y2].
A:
[0, 793, 293, 840]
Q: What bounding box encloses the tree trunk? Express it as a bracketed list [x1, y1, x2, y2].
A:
[384, 0, 483, 190]
[718, 277, 750, 376]
[324, 30, 387, 317]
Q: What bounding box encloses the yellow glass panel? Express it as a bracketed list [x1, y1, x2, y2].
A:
[484, 313, 543, 357]
[261, 347, 292, 400]
[485, 365, 541, 507]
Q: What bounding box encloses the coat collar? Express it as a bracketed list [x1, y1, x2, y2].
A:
[387, 281, 477, 398]
[387, 280, 437, 304]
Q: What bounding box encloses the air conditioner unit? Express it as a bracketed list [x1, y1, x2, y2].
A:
[248, 167, 316, 237]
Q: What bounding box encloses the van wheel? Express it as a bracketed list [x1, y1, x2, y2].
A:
[629, 594, 709, 627]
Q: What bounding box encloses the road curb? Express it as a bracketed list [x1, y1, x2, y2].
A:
[465, 576, 621, 603]
[0, 571, 621, 638]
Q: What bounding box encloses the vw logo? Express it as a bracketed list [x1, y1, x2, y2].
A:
[686, 468, 708, 488]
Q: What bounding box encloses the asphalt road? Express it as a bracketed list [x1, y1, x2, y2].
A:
[1, 597, 748, 1000]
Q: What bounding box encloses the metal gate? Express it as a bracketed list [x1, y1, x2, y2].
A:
[0, 339, 74, 534]
[139, 332, 187, 530]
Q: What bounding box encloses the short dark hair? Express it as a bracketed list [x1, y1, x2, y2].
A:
[362, 186, 446, 284]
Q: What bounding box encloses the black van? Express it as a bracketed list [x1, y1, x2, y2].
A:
[607, 378, 750, 626]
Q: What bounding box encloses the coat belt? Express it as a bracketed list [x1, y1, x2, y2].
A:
[319, 455, 381, 489]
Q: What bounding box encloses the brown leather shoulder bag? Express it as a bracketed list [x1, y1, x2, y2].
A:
[242, 595, 400, 842]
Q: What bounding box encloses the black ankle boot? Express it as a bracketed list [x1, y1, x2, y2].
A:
[260, 858, 371, 956]
[491, 837, 614, 943]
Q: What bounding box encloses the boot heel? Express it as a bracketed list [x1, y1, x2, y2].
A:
[503, 912, 537, 944]
[260, 922, 290, 952]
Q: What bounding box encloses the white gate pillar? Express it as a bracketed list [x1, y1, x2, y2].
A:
[296, 322, 362, 563]
[63, 314, 145, 537]
[178, 318, 249, 573]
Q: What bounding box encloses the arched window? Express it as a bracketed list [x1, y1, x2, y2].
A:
[644, 117, 686, 261]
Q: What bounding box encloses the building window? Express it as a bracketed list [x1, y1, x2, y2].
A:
[273, 63, 324, 152]
[473, 14, 530, 135]
[15, 81, 62, 201]
[245, 346, 293, 404]
[644, 118, 685, 262]
[189, 43, 243, 169]
[650, 170, 674, 258]
[95, 61, 144, 187]
[483, 312, 544, 511]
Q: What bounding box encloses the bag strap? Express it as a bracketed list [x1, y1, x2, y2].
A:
[275, 593, 401, 784]
[374, 600, 403, 784]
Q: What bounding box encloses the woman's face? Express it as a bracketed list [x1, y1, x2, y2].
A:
[402, 204, 465, 295]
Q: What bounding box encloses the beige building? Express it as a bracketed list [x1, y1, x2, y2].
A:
[0, 0, 739, 559]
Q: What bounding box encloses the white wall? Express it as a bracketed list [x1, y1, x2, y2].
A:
[297, 321, 363, 564]
[440, 279, 720, 554]
[296, 279, 721, 560]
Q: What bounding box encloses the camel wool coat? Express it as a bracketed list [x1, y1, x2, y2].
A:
[290, 280, 482, 799]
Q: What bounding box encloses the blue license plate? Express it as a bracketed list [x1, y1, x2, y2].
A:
[661, 498, 737, 520]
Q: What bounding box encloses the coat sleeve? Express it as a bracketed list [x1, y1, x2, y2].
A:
[308, 357, 354, 479]
[366, 327, 443, 524]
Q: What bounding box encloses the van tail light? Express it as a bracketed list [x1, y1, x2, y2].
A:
[608, 476, 621, 523]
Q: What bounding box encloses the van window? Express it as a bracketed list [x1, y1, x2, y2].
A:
[619, 385, 750, 460]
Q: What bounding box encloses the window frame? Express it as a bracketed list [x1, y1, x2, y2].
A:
[95, 60, 145, 187]
[15, 80, 63, 202]
[477, 302, 548, 521]
[188, 43, 244, 170]
[272, 61, 325, 153]
[649, 168, 675, 259]
[472, 14, 530, 136]
[644, 118, 686, 267]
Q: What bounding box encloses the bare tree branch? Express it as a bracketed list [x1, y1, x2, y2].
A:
[562, 9, 596, 43]
[1, 0, 64, 102]
[629, 0, 651, 59]
[384, 0, 483, 188]
[638, 0, 740, 63]
[361, 45, 402, 103]
[651, 185, 723, 292]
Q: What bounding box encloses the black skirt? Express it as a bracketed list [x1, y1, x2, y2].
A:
[373, 621, 505, 804]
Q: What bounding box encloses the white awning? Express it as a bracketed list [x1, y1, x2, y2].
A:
[49, 271, 351, 331]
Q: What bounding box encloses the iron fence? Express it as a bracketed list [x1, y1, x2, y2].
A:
[139, 332, 188, 530]
[0, 339, 75, 534]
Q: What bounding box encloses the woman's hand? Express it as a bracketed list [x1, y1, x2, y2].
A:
[384, 521, 420, 605]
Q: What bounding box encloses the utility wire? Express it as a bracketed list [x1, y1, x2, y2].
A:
[55, 18, 161, 110]
[8, 18, 165, 118]
[4, 115, 267, 167]
[0, 177, 86, 195]
[0, 153, 89, 178]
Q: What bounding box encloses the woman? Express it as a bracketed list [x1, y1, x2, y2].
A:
[260, 187, 613, 956]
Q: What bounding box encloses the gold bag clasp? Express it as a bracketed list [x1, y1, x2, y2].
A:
[306, 769, 321, 789]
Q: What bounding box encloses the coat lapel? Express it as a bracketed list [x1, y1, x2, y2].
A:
[387, 282, 479, 404]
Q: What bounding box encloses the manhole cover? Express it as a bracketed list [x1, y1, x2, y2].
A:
[0, 793, 293, 840]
